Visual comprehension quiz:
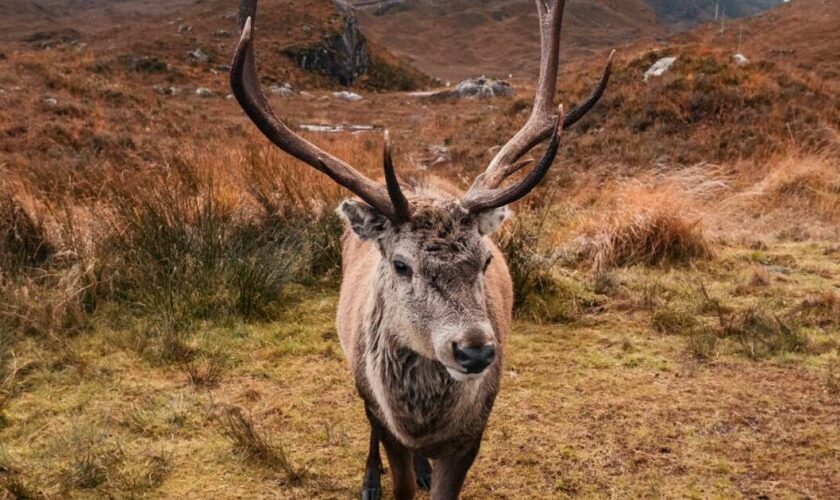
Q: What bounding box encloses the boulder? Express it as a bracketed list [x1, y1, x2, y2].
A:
[333, 91, 363, 102]
[731, 53, 750, 66]
[454, 77, 513, 98]
[187, 48, 211, 65]
[195, 88, 214, 98]
[644, 56, 678, 82]
[269, 83, 294, 97]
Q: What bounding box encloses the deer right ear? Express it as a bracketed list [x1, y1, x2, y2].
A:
[337, 200, 390, 241]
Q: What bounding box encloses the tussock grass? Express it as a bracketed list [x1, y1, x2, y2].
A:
[652, 303, 697, 335]
[756, 155, 840, 221]
[575, 183, 714, 271]
[0, 195, 53, 271]
[789, 292, 840, 329]
[222, 408, 307, 485]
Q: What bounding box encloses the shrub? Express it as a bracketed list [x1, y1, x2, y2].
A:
[497, 205, 603, 322]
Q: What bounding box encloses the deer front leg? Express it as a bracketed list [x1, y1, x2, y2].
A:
[361, 406, 383, 500]
[430, 440, 481, 500]
[380, 431, 416, 500]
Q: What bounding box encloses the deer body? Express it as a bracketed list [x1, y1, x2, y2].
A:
[337, 183, 513, 449]
[230, 1, 611, 497]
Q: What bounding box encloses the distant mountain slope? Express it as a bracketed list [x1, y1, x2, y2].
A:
[351, 0, 663, 82]
[646, 0, 786, 30]
[0, 0, 197, 41]
[687, 0, 840, 84]
[0, 0, 428, 90]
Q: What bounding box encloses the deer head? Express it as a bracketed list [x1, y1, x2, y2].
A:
[231, 0, 612, 379]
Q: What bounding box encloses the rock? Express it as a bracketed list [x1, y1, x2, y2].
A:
[377, 0, 410, 16]
[644, 56, 678, 82]
[118, 54, 168, 73]
[430, 77, 513, 100]
[333, 0, 355, 15]
[333, 91, 363, 102]
[43, 97, 58, 107]
[732, 53, 750, 66]
[269, 83, 294, 97]
[25, 29, 81, 50]
[177, 23, 192, 34]
[284, 10, 370, 85]
[195, 88, 214, 97]
[153, 85, 181, 96]
[187, 48, 211, 65]
[415, 144, 451, 169]
[453, 77, 513, 98]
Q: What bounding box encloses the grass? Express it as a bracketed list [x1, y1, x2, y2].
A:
[0, 15, 839, 498]
[222, 408, 308, 485]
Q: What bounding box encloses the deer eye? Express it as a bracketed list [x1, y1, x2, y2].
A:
[393, 259, 413, 278]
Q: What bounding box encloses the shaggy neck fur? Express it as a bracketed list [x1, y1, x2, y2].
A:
[359, 263, 496, 450]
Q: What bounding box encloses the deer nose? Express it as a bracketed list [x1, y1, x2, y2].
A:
[452, 342, 496, 374]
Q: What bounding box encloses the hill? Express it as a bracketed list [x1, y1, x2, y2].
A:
[352, 0, 664, 82]
[349, 0, 789, 81]
[647, 0, 785, 30]
[685, 0, 840, 84]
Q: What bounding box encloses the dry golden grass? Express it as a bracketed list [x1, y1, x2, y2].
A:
[573, 181, 714, 271]
[755, 154, 840, 221]
[1, 8, 840, 498]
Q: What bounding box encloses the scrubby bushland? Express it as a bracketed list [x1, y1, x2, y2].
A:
[0, 141, 346, 363]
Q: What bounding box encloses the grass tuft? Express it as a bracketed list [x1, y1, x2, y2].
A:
[721, 308, 809, 360]
[575, 183, 714, 271]
[184, 351, 226, 388]
[222, 408, 308, 485]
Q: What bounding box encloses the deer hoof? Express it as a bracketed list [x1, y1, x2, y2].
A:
[414, 454, 432, 491]
[360, 487, 382, 500]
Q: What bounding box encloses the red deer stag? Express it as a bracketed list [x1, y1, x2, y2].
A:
[230, 0, 612, 498]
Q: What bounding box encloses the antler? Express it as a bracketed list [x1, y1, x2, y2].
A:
[461, 0, 613, 212]
[231, 0, 410, 223]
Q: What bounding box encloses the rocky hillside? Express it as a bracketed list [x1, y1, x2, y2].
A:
[351, 0, 664, 82]
[0, 0, 429, 90]
[350, 0, 789, 81]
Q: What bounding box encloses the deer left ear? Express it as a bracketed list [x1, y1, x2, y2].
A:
[476, 207, 510, 236]
[337, 200, 390, 241]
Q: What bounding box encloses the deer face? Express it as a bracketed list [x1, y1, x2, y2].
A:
[340, 198, 508, 380]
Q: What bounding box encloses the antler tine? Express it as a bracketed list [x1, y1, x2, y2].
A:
[383, 131, 411, 223]
[231, 0, 404, 222]
[462, 106, 564, 213]
[468, 0, 566, 193]
[465, 0, 613, 203]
